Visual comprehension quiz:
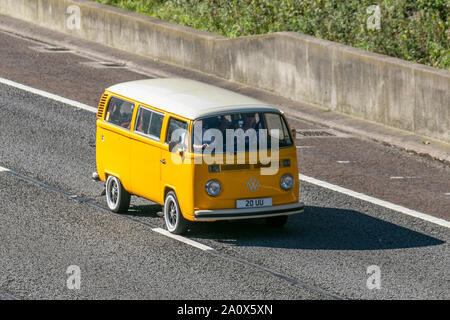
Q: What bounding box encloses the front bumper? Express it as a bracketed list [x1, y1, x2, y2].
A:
[194, 202, 304, 221]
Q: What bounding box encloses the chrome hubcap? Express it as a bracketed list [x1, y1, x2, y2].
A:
[107, 179, 119, 207]
[167, 201, 177, 227]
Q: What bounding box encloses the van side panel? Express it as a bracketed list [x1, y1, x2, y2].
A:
[160, 150, 195, 220]
[129, 134, 163, 204]
[160, 118, 195, 220]
[193, 148, 299, 211]
[95, 92, 135, 192]
[96, 120, 106, 182]
[95, 91, 108, 182]
[96, 122, 133, 191]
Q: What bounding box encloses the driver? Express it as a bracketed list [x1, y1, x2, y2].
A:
[192, 117, 222, 152]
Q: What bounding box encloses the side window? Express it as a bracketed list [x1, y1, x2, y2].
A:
[166, 117, 189, 149]
[135, 106, 164, 140]
[149, 111, 164, 137]
[264, 113, 293, 147]
[104, 96, 135, 130]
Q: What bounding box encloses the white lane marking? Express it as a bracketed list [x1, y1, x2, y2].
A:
[0, 161, 215, 252]
[299, 174, 450, 229]
[390, 176, 419, 179]
[152, 227, 214, 251]
[1, 78, 448, 231]
[0, 79, 216, 253]
[337, 160, 351, 164]
[0, 77, 97, 113]
[0, 166, 11, 172]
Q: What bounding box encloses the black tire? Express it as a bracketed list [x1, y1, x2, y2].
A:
[105, 175, 131, 213]
[265, 215, 288, 227]
[164, 191, 189, 235]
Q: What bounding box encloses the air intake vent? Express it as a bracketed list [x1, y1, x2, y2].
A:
[97, 93, 108, 119]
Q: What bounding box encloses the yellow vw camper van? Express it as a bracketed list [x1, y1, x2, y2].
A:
[94, 79, 304, 234]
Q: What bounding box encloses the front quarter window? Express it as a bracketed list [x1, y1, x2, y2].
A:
[166, 117, 189, 151]
[264, 113, 293, 148]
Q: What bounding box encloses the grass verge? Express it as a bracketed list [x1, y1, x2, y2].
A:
[92, 0, 449, 70]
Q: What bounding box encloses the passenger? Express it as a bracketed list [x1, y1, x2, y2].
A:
[218, 115, 232, 133]
[192, 117, 221, 152]
[119, 103, 133, 129]
[108, 101, 122, 124]
[136, 109, 144, 132]
[243, 113, 257, 131]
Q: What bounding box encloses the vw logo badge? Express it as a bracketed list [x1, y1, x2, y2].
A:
[246, 178, 259, 192]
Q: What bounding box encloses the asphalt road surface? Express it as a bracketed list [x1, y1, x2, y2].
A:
[0, 22, 449, 300]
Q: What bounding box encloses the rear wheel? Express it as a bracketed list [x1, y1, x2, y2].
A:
[164, 191, 189, 235]
[265, 215, 288, 227]
[105, 175, 131, 213]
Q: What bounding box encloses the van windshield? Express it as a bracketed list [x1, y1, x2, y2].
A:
[192, 112, 293, 154]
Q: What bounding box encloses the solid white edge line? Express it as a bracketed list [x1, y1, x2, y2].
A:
[0, 77, 97, 113]
[0, 161, 214, 251]
[0, 78, 216, 252]
[299, 174, 450, 229]
[152, 227, 214, 251]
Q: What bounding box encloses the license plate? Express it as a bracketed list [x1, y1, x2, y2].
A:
[236, 198, 272, 209]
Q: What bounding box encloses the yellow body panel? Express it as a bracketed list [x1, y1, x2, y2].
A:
[129, 133, 163, 203]
[160, 116, 195, 220]
[95, 89, 300, 222]
[96, 121, 134, 190]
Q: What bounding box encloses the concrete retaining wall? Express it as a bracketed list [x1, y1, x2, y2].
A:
[1, 0, 449, 143]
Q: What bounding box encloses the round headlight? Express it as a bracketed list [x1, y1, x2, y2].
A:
[280, 174, 294, 190]
[205, 180, 221, 197]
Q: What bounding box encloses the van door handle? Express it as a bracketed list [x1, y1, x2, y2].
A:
[160, 159, 166, 164]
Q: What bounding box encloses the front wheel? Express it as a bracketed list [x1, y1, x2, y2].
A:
[164, 191, 189, 235]
[105, 175, 131, 213]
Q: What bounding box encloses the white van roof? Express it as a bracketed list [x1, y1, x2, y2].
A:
[106, 78, 280, 120]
